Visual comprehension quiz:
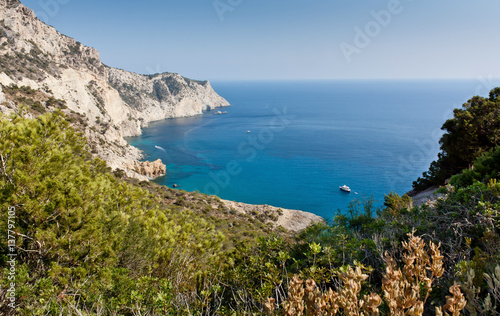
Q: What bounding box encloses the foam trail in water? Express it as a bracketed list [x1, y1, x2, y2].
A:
[184, 118, 218, 137]
[155, 145, 166, 152]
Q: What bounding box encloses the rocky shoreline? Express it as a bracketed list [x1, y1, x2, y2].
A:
[222, 200, 324, 232]
[0, 0, 324, 231]
[0, 0, 229, 180]
[126, 159, 167, 179]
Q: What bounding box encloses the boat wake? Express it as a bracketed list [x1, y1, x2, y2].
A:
[154, 145, 166, 152]
[184, 119, 217, 136]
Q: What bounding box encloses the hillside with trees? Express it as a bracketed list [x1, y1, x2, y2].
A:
[1, 89, 499, 314]
[0, 0, 499, 314]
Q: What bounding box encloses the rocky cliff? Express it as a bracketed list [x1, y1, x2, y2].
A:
[0, 0, 229, 179]
[126, 159, 167, 179]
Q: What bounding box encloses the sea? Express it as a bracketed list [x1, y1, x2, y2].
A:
[126, 79, 491, 219]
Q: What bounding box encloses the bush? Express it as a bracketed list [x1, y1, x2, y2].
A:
[266, 232, 466, 316]
[450, 146, 500, 188]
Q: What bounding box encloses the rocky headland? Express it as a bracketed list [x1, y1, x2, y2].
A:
[0, 0, 229, 180]
[0, 0, 324, 230]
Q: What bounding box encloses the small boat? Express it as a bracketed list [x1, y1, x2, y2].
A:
[247, 130, 251, 133]
[339, 185, 351, 193]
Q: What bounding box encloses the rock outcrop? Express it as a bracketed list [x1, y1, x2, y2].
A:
[126, 159, 167, 179]
[0, 0, 229, 179]
[222, 200, 324, 233]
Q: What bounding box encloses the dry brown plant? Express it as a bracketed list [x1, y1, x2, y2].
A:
[266, 232, 468, 316]
[274, 266, 381, 316]
[265, 297, 277, 315]
[336, 266, 382, 315]
[443, 283, 467, 315]
[382, 231, 445, 315]
[283, 275, 305, 315]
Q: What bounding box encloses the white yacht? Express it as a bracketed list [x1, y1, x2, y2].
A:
[339, 185, 351, 193]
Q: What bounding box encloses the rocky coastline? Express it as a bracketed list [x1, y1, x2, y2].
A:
[126, 159, 167, 179]
[0, 0, 229, 180]
[0, 0, 324, 230]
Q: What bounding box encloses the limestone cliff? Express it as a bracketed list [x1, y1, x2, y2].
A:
[126, 159, 167, 179]
[0, 0, 230, 178]
[108, 69, 229, 124]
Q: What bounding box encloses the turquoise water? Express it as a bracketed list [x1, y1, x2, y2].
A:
[127, 80, 485, 219]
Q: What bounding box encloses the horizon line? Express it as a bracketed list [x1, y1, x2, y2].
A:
[205, 77, 495, 82]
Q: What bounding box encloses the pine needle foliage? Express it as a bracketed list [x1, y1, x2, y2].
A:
[0, 111, 225, 314]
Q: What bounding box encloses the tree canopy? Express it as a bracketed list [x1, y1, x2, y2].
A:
[413, 87, 500, 190]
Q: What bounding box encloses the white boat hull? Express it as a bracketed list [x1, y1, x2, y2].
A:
[339, 185, 351, 193]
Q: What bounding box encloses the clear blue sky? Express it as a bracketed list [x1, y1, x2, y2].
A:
[19, 0, 500, 81]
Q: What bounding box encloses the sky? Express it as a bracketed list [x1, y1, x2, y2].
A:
[19, 0, 500, 81]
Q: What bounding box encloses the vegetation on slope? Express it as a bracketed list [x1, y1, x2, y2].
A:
[0, 88, 499, 315]
[0, 111, 289, 314]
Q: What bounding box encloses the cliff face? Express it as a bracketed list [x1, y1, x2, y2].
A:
[108, 69, 229, 125]
[126, 159, 167, 179]
[0, 0, 229, 178]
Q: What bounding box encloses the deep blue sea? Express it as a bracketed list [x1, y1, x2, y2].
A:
[127, 80, 489, 219]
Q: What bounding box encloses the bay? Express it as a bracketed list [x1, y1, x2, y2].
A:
[127, 79, 485, 219]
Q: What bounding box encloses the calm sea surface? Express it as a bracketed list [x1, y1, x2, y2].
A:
[127, 80, 487, 219]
